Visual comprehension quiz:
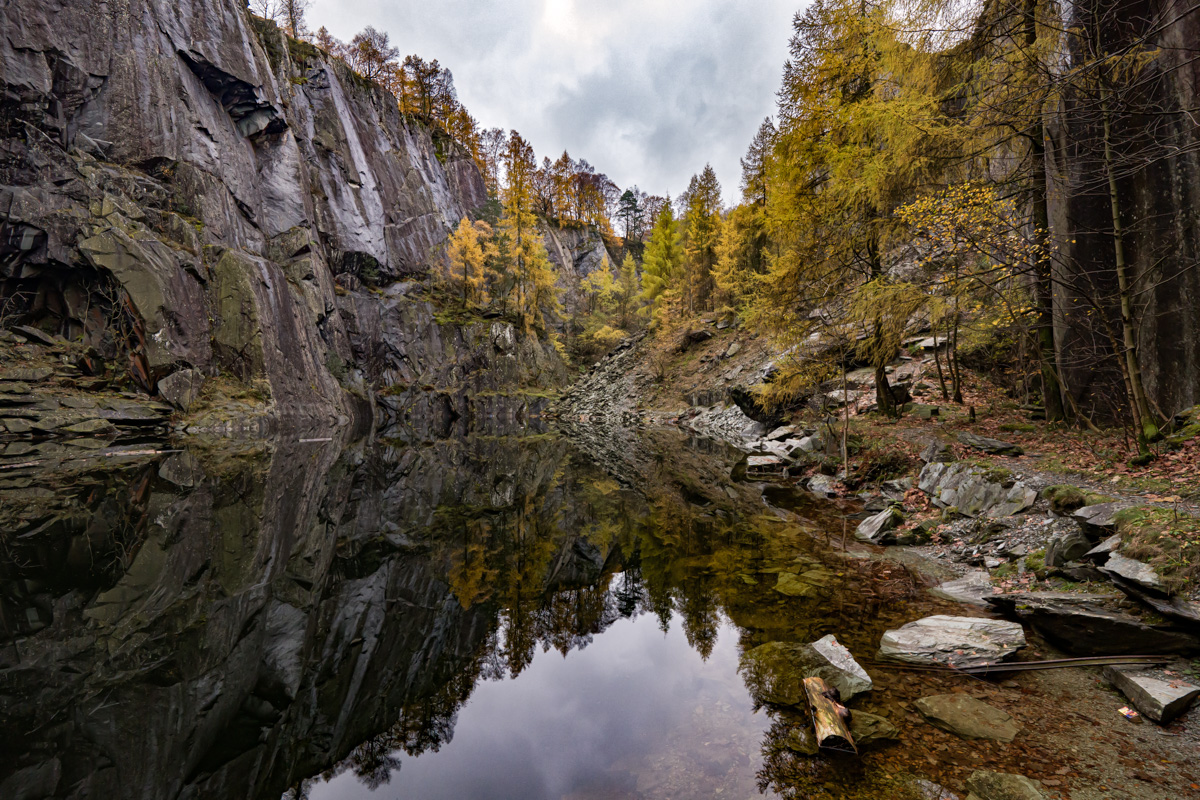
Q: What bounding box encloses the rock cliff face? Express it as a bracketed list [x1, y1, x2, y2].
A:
[541, 220, 623, 319]
[0, 0, 563, 432]
[1048, 0, 1200, 416]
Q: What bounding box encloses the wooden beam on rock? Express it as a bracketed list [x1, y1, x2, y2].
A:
[803, 676, 857, 754]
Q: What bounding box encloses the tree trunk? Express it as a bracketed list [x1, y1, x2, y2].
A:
[1102, 88, 1157, 448]
[803, 677, 857, 753]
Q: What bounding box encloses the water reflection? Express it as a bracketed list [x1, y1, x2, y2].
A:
[0, 428, 931, 800]
[313, 606, 771, 800]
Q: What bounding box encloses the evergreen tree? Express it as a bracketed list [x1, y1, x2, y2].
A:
[640, 201, 684, 323]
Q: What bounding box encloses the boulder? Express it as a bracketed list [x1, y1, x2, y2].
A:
[878, 615, 1026, 668]
[914, 695, 1020, 742]
[849, 710, 899, 748]
[957, 432, 1024, 456]
[964, 771, 1048, 800]
[739, 636, 873, 706]
[984, 592, 1198, 656]
[157, 369, 206, 413]
[1110, 577, 1200, 627]
[1101, 553, 1168, 595]
[1104, 666, 1200, 723]
[929, 571, 994, 606]
[855, 507, 904, 543]
[1045, 531, 1093, 567]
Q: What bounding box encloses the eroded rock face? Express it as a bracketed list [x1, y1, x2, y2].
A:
[0, 1, 552, 433]
[917, 462, 1037, 519]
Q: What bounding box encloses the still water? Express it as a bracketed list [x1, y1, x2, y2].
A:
[0, 426, 1012, 800]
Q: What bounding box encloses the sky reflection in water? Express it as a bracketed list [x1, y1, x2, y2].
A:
[312, 598, 773, 800]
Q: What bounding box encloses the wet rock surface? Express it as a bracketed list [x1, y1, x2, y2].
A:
[878, 615, 1026, 668]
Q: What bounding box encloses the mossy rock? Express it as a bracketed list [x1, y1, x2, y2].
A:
[1041, 485, 1115, 515]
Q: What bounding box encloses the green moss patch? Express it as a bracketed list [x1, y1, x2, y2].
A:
[1116, 506, 1200, 593]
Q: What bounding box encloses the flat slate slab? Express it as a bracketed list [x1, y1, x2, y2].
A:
[1104, 666, 1200, 723]
[1101, 552, 1167, 595]
[1072, 502, 1128, 533]
[878, 615, 1026, 668]
[915, 694, 1020, 742]
[985, 592, 1197, 656]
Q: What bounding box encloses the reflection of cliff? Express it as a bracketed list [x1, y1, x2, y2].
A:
[0, 425, 910, 800]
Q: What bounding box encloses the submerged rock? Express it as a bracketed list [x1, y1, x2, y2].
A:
[849, 710, 900, 748]
[964, 770, 1048, 800]
[929, 571, 994, 606]
[878, 615, 1026, 668]
[914, 694, 1020, 742]
[1104, 666, 1200, 723]
[740, 635, 873, 705]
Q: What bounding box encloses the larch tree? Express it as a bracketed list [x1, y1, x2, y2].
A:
[640, 201, 684, 326]
[681, 165, 723, 314]
[500, 132, 560, 332]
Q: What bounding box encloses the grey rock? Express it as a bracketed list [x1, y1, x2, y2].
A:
[855, 506, 904, 543]
[878, 615, 1026, 668]
[914, 694, 1020, 742]
[957, 432, 1024, 456]
[1072, 502, 1129, 534]
[1084, 533, 1123, 562]
[1104, 666, 1200, 723]
[917, 462, 1036, 519]
[930, 571, 994, 606]
[985, 592, 1198, 656]
[725, 342, 742, 358]
[158, 452, 207, 488]
[60, 418, 119, 436]
[1045, 531, 1093, 567]
[0, 367, 53, 383]
[806, 474, 840, 498]
[766, 425, 797, 441]
[964, 771, 1048, 800]
[1102, 553, 1168, 595]
[920, 440, 953, 463]
[739, 636, 873, 706]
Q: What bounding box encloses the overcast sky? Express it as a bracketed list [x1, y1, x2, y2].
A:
[308, 0, 803, 205]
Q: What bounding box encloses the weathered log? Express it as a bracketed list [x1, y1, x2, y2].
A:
[803, 676, 857, 753]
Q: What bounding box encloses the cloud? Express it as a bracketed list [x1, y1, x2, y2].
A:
[308, 0, 801, 205]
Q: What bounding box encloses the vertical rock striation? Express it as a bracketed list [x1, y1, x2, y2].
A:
[0, 0, 561, 433]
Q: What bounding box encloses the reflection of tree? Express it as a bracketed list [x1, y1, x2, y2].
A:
[324, 432, 923, 798]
